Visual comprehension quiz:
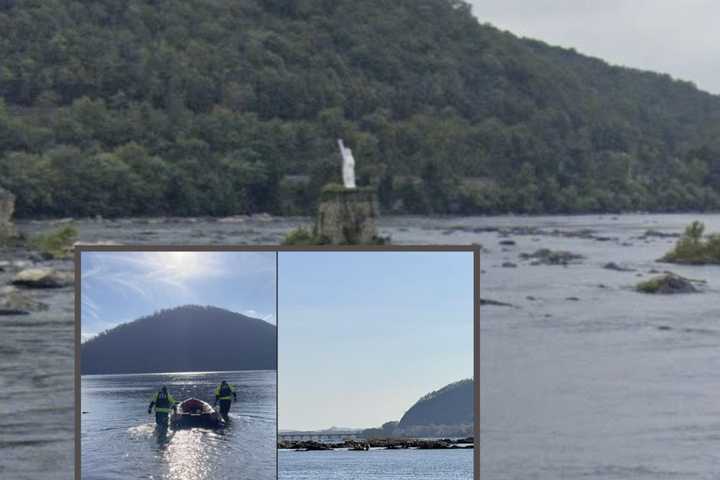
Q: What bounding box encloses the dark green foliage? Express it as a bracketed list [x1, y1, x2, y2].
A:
[30, 224, 77, 258]
[636, 273, 699, 294]
[81, 305, 277, 374]
[281, 226, 329, 245]
[661, 221, 720, 264]
[398, 378, 473, 429]
[2, 0, 720, 217]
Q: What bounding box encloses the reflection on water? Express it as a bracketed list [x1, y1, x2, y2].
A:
[279, 448, 473, 480]
[164, 429, 216, 480]
[82, 370, 275, 480]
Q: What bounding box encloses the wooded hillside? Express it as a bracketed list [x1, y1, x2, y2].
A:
[2, 0, 720, 216]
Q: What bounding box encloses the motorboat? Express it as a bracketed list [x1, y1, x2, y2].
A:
[170, 398, 225, 429]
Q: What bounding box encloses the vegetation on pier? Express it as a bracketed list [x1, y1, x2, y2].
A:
[282, 227, 329, 245]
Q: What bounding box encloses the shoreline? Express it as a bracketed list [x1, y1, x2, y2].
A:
[278, 437, 474, 452]
[12, 209, 720, 224]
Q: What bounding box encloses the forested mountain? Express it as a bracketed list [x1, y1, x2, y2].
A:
[81, 305, 277, 374]
[398, 379, 473, 429]
[2, 0, 720, 217]
[362, 379, 474, 438]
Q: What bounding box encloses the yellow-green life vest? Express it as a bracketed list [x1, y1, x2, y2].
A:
[215, 384, 234, 401]
[152, 391, 176, 413]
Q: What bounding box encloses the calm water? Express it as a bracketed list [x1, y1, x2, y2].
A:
[81, 370, 275, 480]
[279, 448, 473, 479]
[4, 213, 720, 478]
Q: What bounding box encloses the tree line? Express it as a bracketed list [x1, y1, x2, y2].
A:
[1, 0, 720, 217]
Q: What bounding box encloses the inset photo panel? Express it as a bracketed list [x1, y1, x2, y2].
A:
[277, 249, 478, 479]
[76, 248, 277, 480]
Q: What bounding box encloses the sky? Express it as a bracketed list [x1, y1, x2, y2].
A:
[80, 251, 276, 341]
[469, 0, 720, 95]
[277, 251, 475, 431]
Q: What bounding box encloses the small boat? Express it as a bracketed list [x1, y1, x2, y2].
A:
[170, 398, 225, 429]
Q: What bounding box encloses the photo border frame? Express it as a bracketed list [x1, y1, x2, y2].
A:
[74, 244, 480, 480]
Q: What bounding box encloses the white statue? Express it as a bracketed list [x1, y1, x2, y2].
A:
[337, 139, 356, 189]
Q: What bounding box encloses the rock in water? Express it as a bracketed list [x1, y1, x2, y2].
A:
[519, 248, 584, 265]
[0, 186, 16, 241]
[603, 262, 635, 272]
[316, 186, 380, 244]
[296, 441, 333, 451]
[0, 286, 49, 315]
[636, 273, 698, 294]
[12, 268, 74, 288]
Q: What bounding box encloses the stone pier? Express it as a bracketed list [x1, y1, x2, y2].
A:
[316, 185, 380, 244]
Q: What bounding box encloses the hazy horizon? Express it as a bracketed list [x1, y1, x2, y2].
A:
[471, 0, 720, 95]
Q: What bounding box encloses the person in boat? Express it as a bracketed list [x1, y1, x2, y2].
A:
[213, 380, 237, 419]
[148, 386, 177, 427]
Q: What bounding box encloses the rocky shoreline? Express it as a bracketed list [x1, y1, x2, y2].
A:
[278, 437, 475, 451]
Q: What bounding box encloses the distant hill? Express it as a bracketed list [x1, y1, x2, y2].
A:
[2, 0, 720, 216]
[363, 379, 474, 438]
[399, 378, 473, 428]
[81, 305, 276, 374]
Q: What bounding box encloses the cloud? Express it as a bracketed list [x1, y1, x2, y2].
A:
[82, 251, 237, 302]
[80, 251, 276, 335]
[82, 295, 100, 321]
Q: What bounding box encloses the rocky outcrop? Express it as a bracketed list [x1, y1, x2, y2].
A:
[603, 262, 635, 272]
[316, 185, 380, 244]
[0, 286, 49, 315]
[520, 248, 584, 265]
[641, 229, 680, 239]
[293, 441, 333, 451]
[0, 187, 16, 240]
[278, 437, 474, 451]
[12, 268, 74, 289]
[636, 273, 699, 294]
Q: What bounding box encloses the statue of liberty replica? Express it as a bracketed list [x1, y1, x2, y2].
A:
[315, 139, 380, 244]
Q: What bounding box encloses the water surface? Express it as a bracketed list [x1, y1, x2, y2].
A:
[81, 370, 276, 480]
[278, 448, 472, 480]
[4, 213, 720, 479]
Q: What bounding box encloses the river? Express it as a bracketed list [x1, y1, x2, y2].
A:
[81, 370, 275, 480]
[2, 213, 720, 479]
[279, 447, 472, 479]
